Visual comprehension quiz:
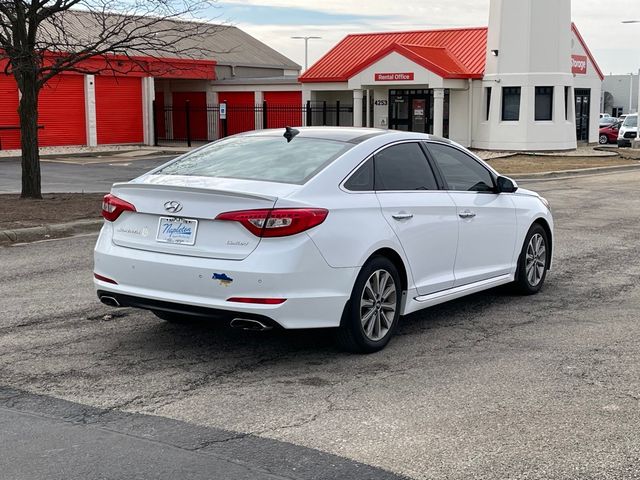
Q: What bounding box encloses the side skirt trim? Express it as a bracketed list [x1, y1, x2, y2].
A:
[402, 274, 513, 315]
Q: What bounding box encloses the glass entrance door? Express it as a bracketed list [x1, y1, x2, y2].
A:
[575, 89, 591, 142]
[389, 89, 431, 133]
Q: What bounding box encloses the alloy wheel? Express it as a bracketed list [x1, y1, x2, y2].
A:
[525, 233, 546, 287]
[360, 269, 397, 341]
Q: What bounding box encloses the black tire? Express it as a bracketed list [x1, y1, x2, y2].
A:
[599, 134, 609, 145]
[513, 223, 549, 295]
[336, 256, 402, 353]
[152, 310, 201, 324]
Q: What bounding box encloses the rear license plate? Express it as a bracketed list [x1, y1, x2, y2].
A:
[156, 217, 198, 245]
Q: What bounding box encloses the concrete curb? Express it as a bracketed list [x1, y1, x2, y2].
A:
[510, 162, 640, 180]
[0, 218, 103, 246]
[0, 147, 191, 162]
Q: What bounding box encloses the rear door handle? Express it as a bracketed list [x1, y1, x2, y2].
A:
[459, 210, 476, 219]
[392, 213, 414, 220]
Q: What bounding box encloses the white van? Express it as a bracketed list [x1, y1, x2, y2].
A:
[617, 113, 638, 147]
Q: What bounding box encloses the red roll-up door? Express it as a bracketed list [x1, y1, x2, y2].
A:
[264, 91, 302, 129]
[172, 92, 207, 141]
[38, 74, 86, 147]
[95, 76, 143, 144]
[0, 75, 20, 150]
[218, 91, 255, 136]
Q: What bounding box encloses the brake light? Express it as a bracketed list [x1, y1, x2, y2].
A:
[215, 208, 328, 237]
[101, 194, 136, 222]
[227, 297, 287, 305]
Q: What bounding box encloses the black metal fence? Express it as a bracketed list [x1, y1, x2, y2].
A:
[153, 100, 355, 146]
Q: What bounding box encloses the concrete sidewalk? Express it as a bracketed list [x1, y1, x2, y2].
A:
[0, 144, 192, 160]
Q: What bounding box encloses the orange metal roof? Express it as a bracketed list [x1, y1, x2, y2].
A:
[299, 27, 488, 82]
[300, 24, 604, 82]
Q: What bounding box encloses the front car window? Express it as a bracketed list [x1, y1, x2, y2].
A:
[623, 116, 638, 128]
[374, 143, 438, 191]
[426, 143, 495, 192]
[156, 136, 353, 185]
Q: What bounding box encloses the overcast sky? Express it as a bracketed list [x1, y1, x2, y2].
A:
[212, 0, 640, 75]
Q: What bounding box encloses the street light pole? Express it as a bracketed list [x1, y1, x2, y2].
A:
[622, 20, 640, 148]
[291, 36, 322, 71]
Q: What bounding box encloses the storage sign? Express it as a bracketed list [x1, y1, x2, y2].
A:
[571, 55, 587, 75]
[375, 72, 415, 81]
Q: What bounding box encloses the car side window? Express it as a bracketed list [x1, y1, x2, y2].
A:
[426, 143, 495, 192]
[374, 143, 438, 191]
[344, 158, 374, 191]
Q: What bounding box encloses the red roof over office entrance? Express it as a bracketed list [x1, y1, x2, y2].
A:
[300, 27, 488, 82]
[300, 24, 603, 82]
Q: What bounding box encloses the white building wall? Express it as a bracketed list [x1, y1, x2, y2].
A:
[448, 87, 470, 147]
[476, 0, 577, 150]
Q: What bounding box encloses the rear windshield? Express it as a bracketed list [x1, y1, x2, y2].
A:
[623, 116, 637, 128]
[156, 135, 352, 185]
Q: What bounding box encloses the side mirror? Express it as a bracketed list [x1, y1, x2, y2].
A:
[496, 175, 518, 193]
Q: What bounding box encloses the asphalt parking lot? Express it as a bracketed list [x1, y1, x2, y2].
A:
[1, 169, 640, 479]
[0, 153, 175, 193]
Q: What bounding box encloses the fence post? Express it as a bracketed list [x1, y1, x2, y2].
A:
[185, 100, 192, 147]
[306, 100, 312, 127]
[336, 100, 340, 127]
[262, 101, 268, 130]
[322, 101, 327, 126]
[152, 100, 159, 146]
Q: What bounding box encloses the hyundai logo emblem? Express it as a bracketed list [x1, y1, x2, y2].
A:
[164, 201, 183, 213]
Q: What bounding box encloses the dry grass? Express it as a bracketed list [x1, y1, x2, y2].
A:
[0, 193, 104, 230]
[486, 155, 638, 175]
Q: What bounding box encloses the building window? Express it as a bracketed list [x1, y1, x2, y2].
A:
[535, 86, 553, 121]
[485, 87, 492, 121]
[564, 86, 570, 120]
[501, 87, 521, 121]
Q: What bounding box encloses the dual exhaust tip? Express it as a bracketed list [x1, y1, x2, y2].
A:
[100, 296, 121, 307]
[99, 295, 272, 331]
[230, 318, 273, 331]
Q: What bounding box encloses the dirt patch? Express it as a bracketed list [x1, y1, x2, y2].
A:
[0, 193, 104, 230]
[486, 155, 638, 174]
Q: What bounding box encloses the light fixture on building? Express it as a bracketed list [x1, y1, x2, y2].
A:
[491, 49, 499, 56]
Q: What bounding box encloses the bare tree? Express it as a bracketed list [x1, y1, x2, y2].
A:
[0, 1, 222, 198]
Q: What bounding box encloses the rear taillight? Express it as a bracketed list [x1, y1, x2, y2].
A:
[101, 194, 136, 222]
[215, 208, 328, 237]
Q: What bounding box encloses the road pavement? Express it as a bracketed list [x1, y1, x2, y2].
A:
[1, 170, 639, 479]
[0, 154, 175, 193]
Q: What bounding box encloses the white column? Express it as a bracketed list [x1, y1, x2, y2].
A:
[141, 77, 155, 146]
[255, 90, 264, 130]
[433, 88, 445, 137]
[353, 89, 363, 127]
[84, 75, 97, 146]
[207, 90, 217, 140]
[365, 89, 371, 127]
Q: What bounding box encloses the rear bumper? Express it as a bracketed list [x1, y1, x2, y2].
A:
[94, 225, 357, 329]
[97, 290, 282, 328]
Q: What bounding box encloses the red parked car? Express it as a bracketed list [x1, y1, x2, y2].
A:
[599, 121, 621, 144]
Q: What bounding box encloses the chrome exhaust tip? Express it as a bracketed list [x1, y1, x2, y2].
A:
[230, 318, 272, 331]
[100, 296, 121, 307]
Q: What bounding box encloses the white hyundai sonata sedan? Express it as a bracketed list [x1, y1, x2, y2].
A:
[94, 127, 553, 353]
